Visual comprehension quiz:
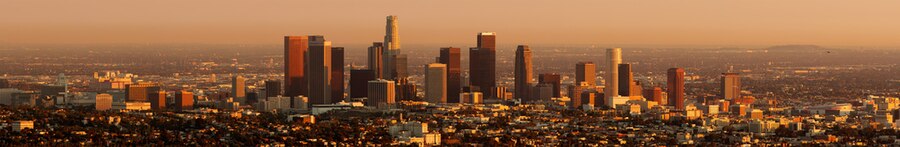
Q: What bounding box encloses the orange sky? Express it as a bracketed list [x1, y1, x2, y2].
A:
[2, 0, 899, 48]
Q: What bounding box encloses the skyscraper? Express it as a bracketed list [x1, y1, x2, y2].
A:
[395, 78, 417, 101]
[393, 54, 408, 78]
[515, 45, 534, 101]
[367, 79, 395, 107]
[264, 80, 281, 98]
[470, 32, 497, 94]
[643, 87, 663, 104]
[368, 42, 384, 79]
[538, 73, 562, 98]
[232, 76, 246, 103]
[349, 69, 376, 98]
[721, 73, 741, 100]
[667, 68, 685, 110]
[95, 93, 112, 111]
[617, 64, 634, 96]
[576, 62, 596, 86]
[383, 15, 401, 79]
[439, 47, 461, 103]
[605, 48, 622, 102]
[149, 91, 166, 110]
[331, 47, 345, 103]
[425, 63, 447, 103]
[175, 90, 194, 111]
[126, 83, 159, 102]
[307, 36, 332, 105]
[284, 36, 308, 97]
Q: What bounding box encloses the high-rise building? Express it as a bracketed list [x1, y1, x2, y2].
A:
[721, 73, 741, 100]
[568, 82, 593, 108]
[395, 78, 417, 101]
[307, 36, 332, 104]
[232, 76, 246, 103]
[617, 64, 634, 96]
[605, 48, 622, 101]
[95, 93, 113, 111]
[367, 79, 395, 107]
[383, 15, 401, 79]
[470, 32, 497, 93]
[149, 91, 166, 110]
[576, 62, 596, 86]
[515, 45, 534, 101]
[643, 87, 663, 104]
[331, 47, 345, 103]
[531, 84, 554, 102]
[394, 54, 408, 79]
[175, 90, 194, 111]
[349, 69, 376, 98]
[539, 73, 562, 98]
[439, 47, 461, 103]
[460, 92, 483, 104]
[425, 63, 447, 103]
[368, 42, 384, 79]
[125, 83, 159, 102]
[284, 36, 308, 97]
[667, 68, 685, 110]
[264, 80, 281, 98]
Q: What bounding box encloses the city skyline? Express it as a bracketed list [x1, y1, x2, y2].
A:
[3, 1, 900, 48]
[1, 2, 900, 146]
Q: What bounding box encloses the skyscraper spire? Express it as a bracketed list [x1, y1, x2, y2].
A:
[383, 15, 400, 79]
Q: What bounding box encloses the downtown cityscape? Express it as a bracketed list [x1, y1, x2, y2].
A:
[2, 1, 900, 146]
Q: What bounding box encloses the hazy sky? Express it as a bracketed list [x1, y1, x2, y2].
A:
[2, 0, 900, 48]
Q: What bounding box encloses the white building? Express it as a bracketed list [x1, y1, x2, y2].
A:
[112, 102, 150, 110]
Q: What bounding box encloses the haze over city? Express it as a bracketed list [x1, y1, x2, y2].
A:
[3, 0, 900, 47]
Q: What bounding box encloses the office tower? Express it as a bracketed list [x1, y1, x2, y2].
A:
[568, 82, 592, 108]
[460, 92, 483, 104]
[576, 62, 596, 86]
[395, 78, 417, 101]
[515, 45, 534, 101]
[367, 79, 395, 107]
[605, 48, 622, 101]
[630, 81, 643, 99]
[425, 63, 447, 103]
[643, 87, 663, 103]
[383, 15, 401, 79]
[368, 42, 384, 78]
[284, 36, 308, 97]
[331, 47, 345, 103]
[617, 64, 634, 96]
[491, 86, 509, 100]
[439, 47, 461, 103]
[667, 68, 685, 110]
[349, 70, 376, 98]
[531, 84, 554, 102]
[581, 91, 597, 107]
[126, 83, 159, 102]
[232, 76, 246, 103]
[470, 32, 497, 93]
[264, 80, 281, 98]
[246, 92, 259, 105]
[95, 93, 113, 111]
[394, 54, 408, 78]
[175, 90, 194, 111]
[538, 73, 562, 98]
[149, 91, 166, 110]
[307, 36, 332, 104]
[721, 73, 741, 100]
